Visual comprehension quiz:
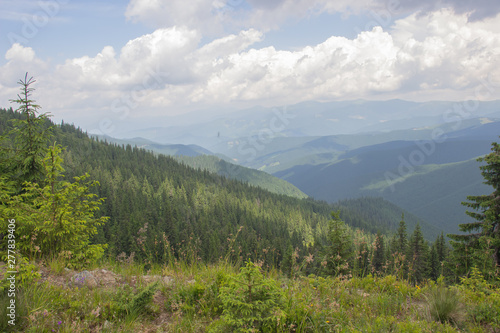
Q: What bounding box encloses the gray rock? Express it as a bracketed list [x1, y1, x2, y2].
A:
[70, 270, 97, 288]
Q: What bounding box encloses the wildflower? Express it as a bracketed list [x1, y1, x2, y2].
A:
[58, 321, 62, 325]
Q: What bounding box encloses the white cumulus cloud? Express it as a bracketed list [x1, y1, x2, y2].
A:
[0, 8, 499, 131]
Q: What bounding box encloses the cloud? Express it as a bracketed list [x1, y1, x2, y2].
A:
[125, 0, 231, 35]
[0, 43, 47, 87]
[123, 0, 500, 38]
[387, 0, 500, 21]
[192, 9, 500, 104]
[0, 9, 499, 132]
[124, 0, 373, 34]
[56, 26, 201, 90]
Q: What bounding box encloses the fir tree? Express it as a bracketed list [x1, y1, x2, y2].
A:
[449, 140, 500, 276]
[324, 211, 353, 277]
[397, 214, 408, 254]
[408, 223, 429, 283]
[372, 232, 385, 274]
[3, 73, 52, 188]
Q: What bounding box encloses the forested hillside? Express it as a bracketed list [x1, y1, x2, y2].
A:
[91, 135, 309, 199]
[0, 107, 326, 266]
[0, 106, 441, 267]
[1, 81, 499, 332]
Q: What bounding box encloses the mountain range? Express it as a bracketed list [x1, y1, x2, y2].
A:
[108, 99, 500, 236]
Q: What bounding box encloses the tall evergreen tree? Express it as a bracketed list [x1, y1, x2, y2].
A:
[408, 223, 429, 283]
[397, 214, 408, 254]
[429, 243, 439, 281]
[324, 211, 354, 277]
[2, 73, 52, 188]
[449, 140, 500, 276]
[372, 232, 385, 274]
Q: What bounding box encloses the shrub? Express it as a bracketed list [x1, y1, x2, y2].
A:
[219, 261, 285, 332]
[424, 282, 463, 325]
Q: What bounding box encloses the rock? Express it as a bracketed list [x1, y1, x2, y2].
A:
[91, 268, 119, 287]
[141, 275, 173, 286]
[70, 270, 98, 288]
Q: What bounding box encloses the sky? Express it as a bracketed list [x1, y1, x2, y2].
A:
[0, 0, 499, 135]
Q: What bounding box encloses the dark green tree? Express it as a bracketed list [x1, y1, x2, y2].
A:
[2, 73, 52, 188]
[1, 144, 108, 266]
[449, 140, 500, 277]
[429, 243, 439, 281]
[323, 211, 354, 277]
[408, 223, 429, 283]
[397, 214, 408, 254]
[372, 232, 385, 274]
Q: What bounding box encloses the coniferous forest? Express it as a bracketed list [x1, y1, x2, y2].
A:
[0, 76, 499, 332]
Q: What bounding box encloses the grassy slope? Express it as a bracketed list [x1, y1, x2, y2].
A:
[3, 259, 498, 332]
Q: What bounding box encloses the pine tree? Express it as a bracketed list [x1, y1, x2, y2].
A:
[11, 144, 108, 265]
[448, 140, 500, 277]
[408, 223, 429, 283]
[372, 232, 385, 274]
[429, 243, 439, 281]
[3, 73, 52, 187]
[397, 214, 408, 254]
[324, 211, 354, 277]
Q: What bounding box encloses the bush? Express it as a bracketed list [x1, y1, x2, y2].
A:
[424, 282, 463, 325]
[219, 261, 285, 332]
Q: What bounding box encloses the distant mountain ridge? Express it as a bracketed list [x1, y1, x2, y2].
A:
[93, 100, 500, 237]
[91, 134, 308, 199]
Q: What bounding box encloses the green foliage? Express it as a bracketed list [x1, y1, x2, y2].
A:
[407, 223, 429, 284]
[166, 277, 224, 317]
[219, 261, 285, 332]
[457, 267, 500, 328]
[2, 73, 52, 187]
[1, 144, 108, 267]
[3, 258, 497, 332]
[324, 211, 354, 277]
[125, 281, 159, 315]
[372, 232, 385, 274]
[334, 197, 440, 241]
[424, 279, 463, 325]
[174, 154, 308, 199]
[449, 139, 500, 278]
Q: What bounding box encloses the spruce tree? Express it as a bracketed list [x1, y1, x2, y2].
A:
[372, 232, 385, 274]
[3, 73, 52, 188]
[429, 244, 439, 281]
[448, 140, 500, 276]
[408, 223, 429, 283]
[397, 214, 408, 254]
[324, 211, 354, 277]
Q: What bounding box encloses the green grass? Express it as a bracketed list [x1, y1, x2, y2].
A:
[3, 259, 498, 332]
